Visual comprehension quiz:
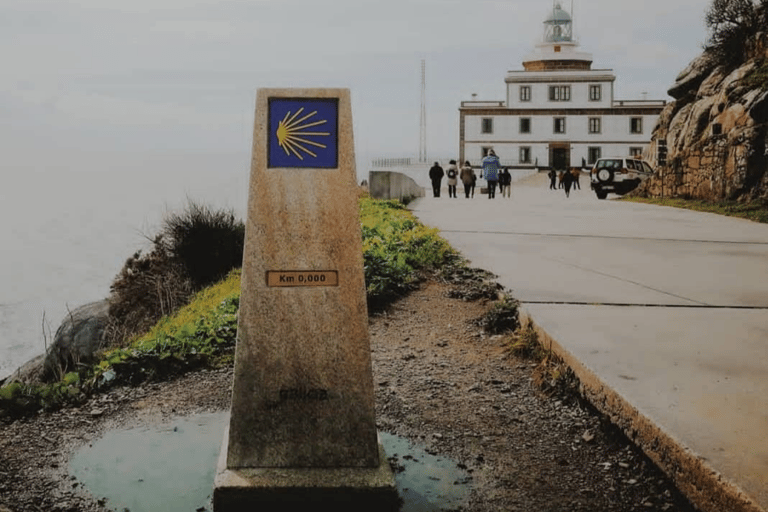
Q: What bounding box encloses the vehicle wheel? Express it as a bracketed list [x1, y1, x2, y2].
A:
[595, 190, 608, 199]
[596, 168, 613, 183]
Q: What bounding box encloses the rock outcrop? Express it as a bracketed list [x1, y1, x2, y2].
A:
[43, 300, 110, 379]
[637, 34, 768, 201]
[5, 300, 111, 385]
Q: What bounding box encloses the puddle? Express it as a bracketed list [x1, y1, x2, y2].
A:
[70, 413, 471, 511]
[70, 412, 226, 511]
[380, 432, 471, 511]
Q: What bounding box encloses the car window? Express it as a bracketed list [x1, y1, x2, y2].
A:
[641, 161, 654, 173]
[597, 159, 621, 169]
[626, 160, 637, 170]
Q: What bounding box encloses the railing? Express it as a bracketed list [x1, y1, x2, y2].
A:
[613, 99, 666, 107]
[460, 100, 506, 108]
[371, 156, 540, 169]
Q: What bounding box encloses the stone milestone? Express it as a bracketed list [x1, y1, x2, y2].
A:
[213, 88, 396, 511]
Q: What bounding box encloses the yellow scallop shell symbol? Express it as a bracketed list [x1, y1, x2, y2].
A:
[276, 108, 330, 160]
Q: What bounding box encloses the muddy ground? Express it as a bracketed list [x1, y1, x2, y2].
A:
[0, 276, 698, 511]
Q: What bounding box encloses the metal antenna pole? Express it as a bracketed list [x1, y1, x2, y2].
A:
[419, 59, 427, 163]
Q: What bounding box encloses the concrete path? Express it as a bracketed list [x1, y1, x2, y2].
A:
[409, 172, 768, 512]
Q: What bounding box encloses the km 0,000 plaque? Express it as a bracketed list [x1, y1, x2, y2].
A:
[266, 270, 339, 287]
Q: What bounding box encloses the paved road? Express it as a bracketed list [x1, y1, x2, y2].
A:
[409, 172, 768, 512]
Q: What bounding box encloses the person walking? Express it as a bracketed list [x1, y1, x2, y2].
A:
[481, 150, 500, 199]
[562, 167, 575, 198]
[446, 160, 459, 198]
[429, 161, 444, 198]
[548, 169, 557, 190]
[460, 160, 474, 198]
[500, 168, 512, 198]
[571, 168, 581, 190]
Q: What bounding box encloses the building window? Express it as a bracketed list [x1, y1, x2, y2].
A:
[549, 85, 571, 101]
[520, 86, 531, 102]
[481, 118, 493, 134]
[630, 117, 643, 134]
[629, 147, 643, 157]
[519, 118, 531, 133]
[520, 147, 531, 164]
[588, 117, 601, 134]
[589, 85, 601, 101]
[588, 147, 601, 164]
[553, 117, 566, 134]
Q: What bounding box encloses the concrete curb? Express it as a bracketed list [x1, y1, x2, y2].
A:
[517, 305, 764, 512]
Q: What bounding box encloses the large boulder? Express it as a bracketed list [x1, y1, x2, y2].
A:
[667, 52, 718, 100]
[43, 300, 110, 380]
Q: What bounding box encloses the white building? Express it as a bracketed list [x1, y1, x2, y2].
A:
[459, 3, 666, 170]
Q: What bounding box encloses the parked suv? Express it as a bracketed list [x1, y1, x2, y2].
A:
[590, 157, 654, 199]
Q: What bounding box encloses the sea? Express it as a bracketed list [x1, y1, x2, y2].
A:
[0, 151, 533, 381]
[0, 151, 255, 381]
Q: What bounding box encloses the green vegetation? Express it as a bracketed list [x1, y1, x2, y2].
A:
[621, 196, 768, 223]
[106, 199, 245, 348]
[360, 198, 457, 310]
[743, 59, 768, 91]
[476, 296, 520, 335]
[0, 271, 241, 416]
[704, 0, 768, 68]
[1, 198, 457, 418]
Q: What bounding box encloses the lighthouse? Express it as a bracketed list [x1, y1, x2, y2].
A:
[458, 2, 665, 170]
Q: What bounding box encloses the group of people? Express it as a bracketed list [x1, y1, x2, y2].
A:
[428, 150, 513, 199]
[547, 168, 582, 198]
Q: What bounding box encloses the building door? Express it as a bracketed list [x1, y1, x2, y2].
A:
[549, 143, 570, 170]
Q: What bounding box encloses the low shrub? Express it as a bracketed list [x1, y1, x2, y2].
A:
[105, 200, 244, 346]
[360, 198, 456, 310]
[476, 297, 520, 334]
[162, 200, 245, 289]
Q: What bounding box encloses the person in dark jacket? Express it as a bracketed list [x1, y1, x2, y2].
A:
[459, 161, 475, 198]
[500, 168, 512, 198]
[563, 168, 575, 198]
[571, 168, 581, 190]
[429, 161, 444, 197]
[548, 169, 557, 190]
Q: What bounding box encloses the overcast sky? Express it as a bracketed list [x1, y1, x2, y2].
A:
[0, 0, 713, 167]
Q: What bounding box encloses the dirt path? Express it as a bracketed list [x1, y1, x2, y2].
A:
[0, 278, 697, 511]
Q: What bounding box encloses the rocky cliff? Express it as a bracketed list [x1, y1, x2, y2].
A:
[637, 33, 768, 201]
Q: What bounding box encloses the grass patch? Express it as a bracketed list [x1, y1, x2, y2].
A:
[360, 198, 457, 311]
[621, 196, 768, 224]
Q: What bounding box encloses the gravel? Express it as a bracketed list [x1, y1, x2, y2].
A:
[0, 277, 698, 511]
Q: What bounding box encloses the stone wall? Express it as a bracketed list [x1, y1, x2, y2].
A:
[368, 171, 425, 202]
